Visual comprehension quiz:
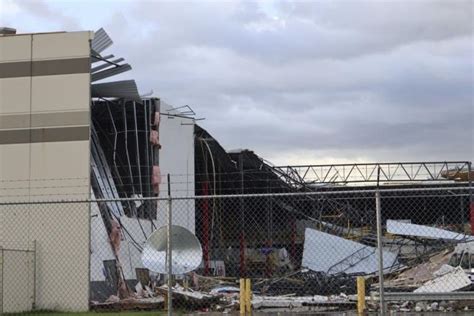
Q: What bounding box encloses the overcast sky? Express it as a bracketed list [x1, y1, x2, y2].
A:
[1, 0, 472, 165]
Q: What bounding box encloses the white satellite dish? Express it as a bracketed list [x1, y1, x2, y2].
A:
[141, 225, 203, 275]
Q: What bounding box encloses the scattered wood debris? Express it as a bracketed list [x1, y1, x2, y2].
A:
[384, 249, 453, 290]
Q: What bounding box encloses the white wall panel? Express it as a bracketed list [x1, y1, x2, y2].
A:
[157, 102, 195, 233]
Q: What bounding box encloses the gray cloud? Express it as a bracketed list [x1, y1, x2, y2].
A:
[10, 0, 81, 31]
[3, 0, 473, 164]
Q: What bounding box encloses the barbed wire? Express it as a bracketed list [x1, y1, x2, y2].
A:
[0, 186, 471, 205]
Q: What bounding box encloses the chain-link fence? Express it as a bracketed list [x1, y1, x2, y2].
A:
[379, 187, 474, 313]
[0, 186, 473, 314]
[0, 246, 36, 314]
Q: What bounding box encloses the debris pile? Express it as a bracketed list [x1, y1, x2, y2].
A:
[384, 225, 474, 294]
[366, 221, 474, 313]
[252, 294, 354, 311]
[92, 216, 474, 313]
[385, 249, 453, 290]
[157, 284, 223, 310]
[254, 270, 360, 296]
[384, 300, 474, 313]
[415, 266, 473, 293]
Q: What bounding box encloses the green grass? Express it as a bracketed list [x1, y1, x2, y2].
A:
[6, 312, 165, 316]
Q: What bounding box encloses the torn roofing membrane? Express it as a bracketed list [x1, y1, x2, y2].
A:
[302, 228, 398, 275]
[91, 27, 113, 54]
[91, 80, 140, 103]
[387, 220, 474, 242]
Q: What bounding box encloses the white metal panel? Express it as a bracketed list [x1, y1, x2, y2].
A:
[414, 266, 472, 293]
[387, 220, 474, 242]
[302, 228, 398, 275]
[91, 28, 113, 54]
[157, 101, 195, 233]
[91, 80, 140, 101]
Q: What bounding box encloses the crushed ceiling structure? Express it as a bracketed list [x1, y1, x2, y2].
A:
[88, 28, 164, 302]
[88, 28, 198, 303]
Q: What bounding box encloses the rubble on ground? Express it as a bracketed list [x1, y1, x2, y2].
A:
[252, 294, 354, 310]
[92, 221, 474, 313]
[157, 284, 224, 310]
[384, 249, 453, 290]
[415, 266, 473, 293]
[91, 296, 164, 312]
[253, 269, 360, 296]
[383, 300, 474, 313]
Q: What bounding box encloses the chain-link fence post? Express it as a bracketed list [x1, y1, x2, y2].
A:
[376, 168, 385, 315]
[32, 240, 37, 311]
[1, 245, 3, 315]
[167, 174, 173, 316]
[469, 162, 473, 234]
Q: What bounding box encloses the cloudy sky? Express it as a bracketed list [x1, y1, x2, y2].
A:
[1, 0, 472, 165]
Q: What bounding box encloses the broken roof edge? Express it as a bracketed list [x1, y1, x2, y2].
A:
[387, 219, 474, 242]
[0, 30, 95, 39]
[91, 80, 141, 103]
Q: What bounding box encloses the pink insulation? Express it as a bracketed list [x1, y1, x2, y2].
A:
[152, 165, 161, 194]
[153, 112, 160, 126]
[109, 219, 122, 255]
[149, 130, 159, 146]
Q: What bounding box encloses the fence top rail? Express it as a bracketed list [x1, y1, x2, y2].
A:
[0, 186, 472, 205]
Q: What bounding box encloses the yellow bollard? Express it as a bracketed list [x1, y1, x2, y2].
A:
[245, 278, 252, 313]
[240, 278, 245, 314]
[357, 276, 366, 315]
[163, 292, 168, 311]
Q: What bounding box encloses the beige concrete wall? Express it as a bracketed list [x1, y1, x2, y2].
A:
[0, 31, 93, 313]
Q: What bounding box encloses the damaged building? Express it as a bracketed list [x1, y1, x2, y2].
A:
[0, 27, 197, 312]
[0, 26, 473, 314]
